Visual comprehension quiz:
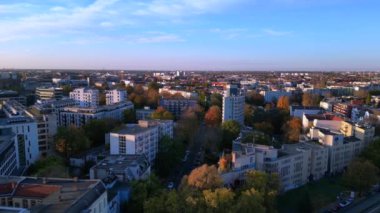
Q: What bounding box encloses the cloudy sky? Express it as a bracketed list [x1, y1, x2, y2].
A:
[0, 0, 379, 71]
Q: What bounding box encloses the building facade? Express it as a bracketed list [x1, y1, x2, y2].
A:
[222, 85, 244, 125]
[35, 87, 63, 100]
[69, 88, 99, 107]
[106, 89, 127, 105]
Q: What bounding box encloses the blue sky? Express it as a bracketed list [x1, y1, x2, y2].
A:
[0, 0, 379, 71]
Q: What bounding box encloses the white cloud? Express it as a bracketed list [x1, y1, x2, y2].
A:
[262, 29, 292, 36]
[135, 34, 184, 43]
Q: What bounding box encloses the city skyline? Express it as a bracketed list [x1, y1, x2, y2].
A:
[1, 0, 380, 71]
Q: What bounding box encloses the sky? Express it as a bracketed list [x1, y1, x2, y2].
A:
[0, 0, 380, 71]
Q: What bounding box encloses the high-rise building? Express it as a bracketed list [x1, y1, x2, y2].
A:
[222, 84, 245, 125]
[106, 89, 127, 105]
[69, 88, 99, 107]
[0, 127, 18, 176]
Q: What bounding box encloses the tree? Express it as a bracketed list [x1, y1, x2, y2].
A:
[221, 120, 241, 149]
[55, 126, 91, 159]
[147, 82, 160, 91]
[28, 156, 69, 178]
[99, 93, 106, 105]
[343, 159, 379, 196]
[244, 170, 280, 213]
[361, 139, 380, 169]
[146, 89, 159, 108]
[185, 164, 223, 190]
[233, 188, 265, 213]
[210, 93, 223, 108]
[126, 175, 162, 212]
[204, 106, 222, 127]
[176, 108, 199, 143]
[244, 104, 255, 126]
[254, 122, 274, 135]
[282, 118, 302, 143]
[246, 91, 264, 106]
[203, 188, 235, 211]
[276, 96, 290, 110]
[144, 190, 185, 213]
[155, 136, 185, 178]
[302, 93, 320, 107]
[83, 119, 120, 146]
[151, 107, 174, 120]
[123, 109, 136, 123]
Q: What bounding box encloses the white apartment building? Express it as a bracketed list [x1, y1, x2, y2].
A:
[222, 85, 245, 126]
[109, 124, 159, 163]
[108, 119, 173, 163]
[69, 88, 99, 107]
[159, 88, 198, 99]
[106, 89, 127, 105]
[0, 101, 39, 170]
[0, 128, 18, 176]
[59, 101, 134, 127]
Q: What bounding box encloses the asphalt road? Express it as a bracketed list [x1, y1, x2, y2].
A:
[168, 123, 206, 188]
[341, 193, 380, 213]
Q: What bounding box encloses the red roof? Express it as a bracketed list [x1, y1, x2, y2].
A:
[0, 182, 17, 194]
[14, 184, 61, 198]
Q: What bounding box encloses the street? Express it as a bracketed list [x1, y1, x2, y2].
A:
[168, 122, 206, 188]
[340, 193, 380, 213]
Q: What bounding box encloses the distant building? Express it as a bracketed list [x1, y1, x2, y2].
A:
[90, 154, 151, 182]
[35, 87, 63, 101]
[159, 88, 198, 99]
[333, 103, 354, 118]
[260, 90, 291, 103]
[0, 90, 27, 106]
[290, 106, 323, 119]
[58, 101, 134, 127]
[106, 89, 127, 105]
[159, 98, 197, 119]
[0, 176, 109, 213]
[222, 84, 244, 125]
[69, 87, 99, 107]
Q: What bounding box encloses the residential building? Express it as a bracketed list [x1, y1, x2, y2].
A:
[0, 90, 27, 106]
[290, 106, 323, 119]
[138, 119, 174, 139]
[58, 101, 134, 127]
[69, 87, 99, 107]
[136, 107, 154, 120]
[159, 88, 198, 99]
[159, 98, 197, 119]
[106, 89, 127, 105]
[222, 84, 245, 125]
[35, 87, 63, 100]
[0, 128, 18, 176]
[109, 124, 159, 162]
[260, 90, 291, 103]
[0, 101, 39, 170]
[90, 155, 151, 182]
[333, 103, 354, 118]
[0, 176, 109, 213]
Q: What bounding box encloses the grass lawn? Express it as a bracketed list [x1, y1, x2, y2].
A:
[277, 176, 349, 213]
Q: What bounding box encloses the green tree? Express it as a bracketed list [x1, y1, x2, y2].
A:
[210, 93, 223, 108]
[28, 156, 69, 178]
[155, 136, 185, 178]
[343, 159, 379, 196]
[246, 91, 264, 106]
[144, 190, 185, 213]
[83, 119, 120, 146]
[221, 120, 241, 149]
[361, 139, 380, 169]
[123, 109, 137, 123]
[203, 188, 235, 211]
[244, 170, 280, 213]
[233, 188, 265, 213]
[55, 126, 91, 160]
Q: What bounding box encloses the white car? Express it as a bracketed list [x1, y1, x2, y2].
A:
[167, 182, 174, 190]
[339, 200, 352, 208]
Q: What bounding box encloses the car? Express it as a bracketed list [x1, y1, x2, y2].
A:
[186, 150, 191, 154]
[167, 182, 174, 190]
[339, 200, 352, 208]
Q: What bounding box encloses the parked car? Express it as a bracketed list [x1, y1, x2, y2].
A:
[339, 200, 352, 208]
[167, 182, 174, 190]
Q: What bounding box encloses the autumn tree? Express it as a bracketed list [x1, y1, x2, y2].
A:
[276, 96, 290, 110]
[205, 106, 222, 127]
[302, 93, 321, 107]
[234, 188, 265, 213]
[246, 91, 264, 106]
[185, 164, 223, 190]
[282, 118, 302, 143]
[344, 159, 379, 196]
[203, 188, 235, 211]
[151, 107, 174, 120]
